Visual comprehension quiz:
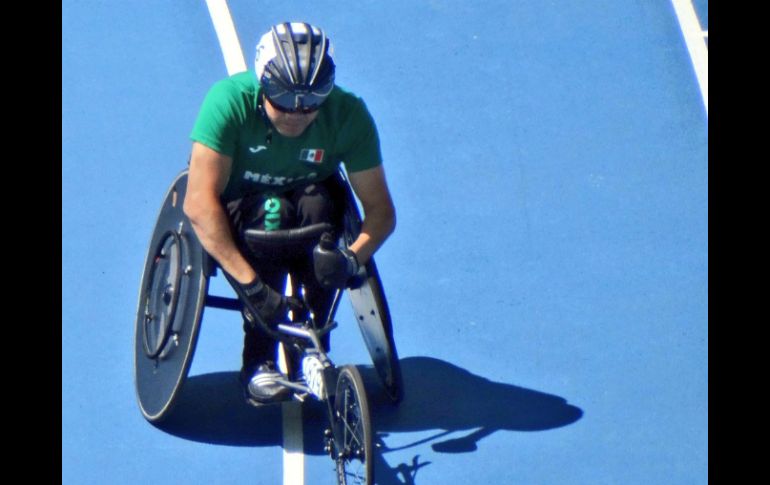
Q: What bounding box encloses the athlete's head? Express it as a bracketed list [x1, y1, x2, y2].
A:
[255, 22, 335, 114]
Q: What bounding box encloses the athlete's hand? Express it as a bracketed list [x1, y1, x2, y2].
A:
[313, 233, 360, 289]
[242, 278, 305, 328]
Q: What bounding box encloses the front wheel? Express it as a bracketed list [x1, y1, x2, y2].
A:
[331, 365, 373, 485]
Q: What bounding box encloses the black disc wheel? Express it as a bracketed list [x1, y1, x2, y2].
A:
[361, 268, 403, 404]
[336, 170, 404, 405]
[332, 366, 373, 485]
[347, 264, 404, 405]
[134, 170, 209, 423]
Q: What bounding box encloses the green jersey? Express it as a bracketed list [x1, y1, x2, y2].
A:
[190, 71, 383, 202]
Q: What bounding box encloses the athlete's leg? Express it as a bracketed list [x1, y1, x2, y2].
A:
[289, 182, 338, 348]
[291, 182, 335, 228]
[227, 194, 296, 385]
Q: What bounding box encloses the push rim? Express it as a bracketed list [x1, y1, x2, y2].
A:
[142, 230, 183, 359]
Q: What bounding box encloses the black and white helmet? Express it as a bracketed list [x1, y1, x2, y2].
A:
[255, 22, 335, 113]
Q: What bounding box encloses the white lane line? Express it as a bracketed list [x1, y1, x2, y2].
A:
[670, 0, 708, 116]
[204, 0, 247, 75]
[203, 3, 304, 485]
[280, 279, 304, 485]
[282, 401, 305, 485]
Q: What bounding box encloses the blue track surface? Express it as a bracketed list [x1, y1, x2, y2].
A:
[62, 1, 707, 483]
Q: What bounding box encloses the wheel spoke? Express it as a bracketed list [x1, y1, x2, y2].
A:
[342, 417, 362, 449]
[333, 367, 372, 485]
[339, 387, 363, 450]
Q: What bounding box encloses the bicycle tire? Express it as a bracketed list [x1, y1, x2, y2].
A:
[332, 365, 373, 485]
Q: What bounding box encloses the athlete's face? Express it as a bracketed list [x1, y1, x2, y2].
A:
[264, 96, 320, 137]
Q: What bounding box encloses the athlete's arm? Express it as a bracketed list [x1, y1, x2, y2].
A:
[184, 142, 257, 285]
[346, 164, 396, 264]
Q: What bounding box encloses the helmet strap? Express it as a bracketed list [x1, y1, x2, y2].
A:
[257, 92, 274, 145]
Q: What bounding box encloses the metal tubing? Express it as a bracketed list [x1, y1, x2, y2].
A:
[204, 295, 242, 311]
[277, 323, 324, 351]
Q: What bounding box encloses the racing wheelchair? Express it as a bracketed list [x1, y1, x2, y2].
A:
[134, 168, 402, 485]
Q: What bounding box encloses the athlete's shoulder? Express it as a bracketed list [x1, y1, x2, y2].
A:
[324, 85, 375, 124]
[327, 85, 366, 107]
[198, 72, 260, 124]
[206, 71, 259, 101]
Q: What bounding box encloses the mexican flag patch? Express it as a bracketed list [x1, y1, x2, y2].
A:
[299, 149, 325, 164]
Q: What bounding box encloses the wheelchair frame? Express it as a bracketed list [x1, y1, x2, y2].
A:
[134, 168, 401, 485]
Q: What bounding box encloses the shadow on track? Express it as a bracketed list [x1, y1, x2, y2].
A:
[366, 356, 583, 448]
[154, 356, 582, 483]
[154, 371, 283, 447]
[356, 356, 584, 484]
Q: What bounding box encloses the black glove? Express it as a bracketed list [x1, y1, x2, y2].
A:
[241, 277, 306, 328]
[313, 232, 360, 289]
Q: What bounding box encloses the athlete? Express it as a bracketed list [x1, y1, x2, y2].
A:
[183, 22, 396, 405]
